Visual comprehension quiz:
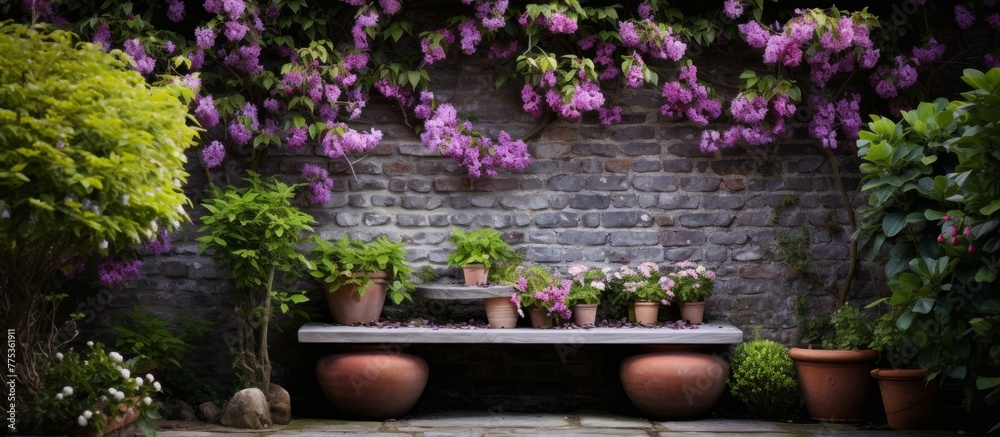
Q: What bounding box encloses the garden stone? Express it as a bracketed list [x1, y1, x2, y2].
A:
[165, 398, 197, 421]
[219, 388, 272, 429]
[267, 383, 292, 425]
[197, 401, 221, 424]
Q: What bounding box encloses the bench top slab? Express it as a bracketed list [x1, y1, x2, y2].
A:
[415, 284, 515, 300]
[297, 322, 744, 344]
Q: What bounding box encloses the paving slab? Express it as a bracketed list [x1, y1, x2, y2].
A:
[657, 433, 794, 437]
[487, 429, 650, 436]
[658, 418, 787, 432]
[576, 411, 654, 429]
[402, 411, 572, 428]
[278, 418, 386, 433]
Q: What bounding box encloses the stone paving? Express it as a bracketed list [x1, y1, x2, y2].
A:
[157, 410, 968, 436]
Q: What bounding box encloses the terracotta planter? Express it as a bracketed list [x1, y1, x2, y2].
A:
[633, 301, 660, 325]
[679, 301, 706, 324]
[483, 297, 518, 328]
[462, 263, 488, 285]
[69, 398, 142, 437]
[621, 352, 729, 418]
[325, 271, 388, 325]
[528, 307, 552, 328]
[572, 304, 598, 327]
[871, 368, 937, 429]
[787, 348, 878, 422]
[316, 350, 428, 419]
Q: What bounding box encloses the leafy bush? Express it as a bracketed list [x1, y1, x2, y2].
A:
[446, 229, 515, 269]
[566, 265, 607, 307]
[112, 307, 208, 379]
[728, 336, 800, 419]
[309, 235, 414, 305]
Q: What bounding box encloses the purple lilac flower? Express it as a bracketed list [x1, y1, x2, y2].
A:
[723, 0, 744, 20]
[228, 119, 253, 145]
[379, 0, 401, 14]
[224, 20, 249, 41]
[188, 49, 205, 70]
[195, 26, 216, 49]
[989, 13, 1000, 30]
[987, 54, 1000, 69]
[619, 21, 640, 47]
[625, 57, 645, 88]
[202, 140, 225, 168]
[225, 43, 263, 74]
[738, 21, 769, 49]
[263, 98, 280, 113]
[21, 0, 53, 18]
[546, 13, 578, 34]
[182, 74, 201, 91]
[92, 23, 111, 51]
[285, 126, 308, 151]
[352, 10, 379, 50]
[301, 164, 333, 205]
[638, 0, 653, 20]
[808, 96, 838, 148]
[521, 84, 544, 118]
[458, 20, 481, 55]
[476, 0, 507, 30]
[97, 259, 143, 288]
[343, 53, 370, 71]
[204, 0, 223, 14]
[487, 41, 518, 59]
[912, 38, 946, 65]
[124, 39, 155, 74]
[599, 106, 622, 126]
[223, 0, 245, 18]
[955, 5, 975, 29]
[322, 126, 383, 158]
[148, 230, 172, 256]
[166, 0, 185, 22]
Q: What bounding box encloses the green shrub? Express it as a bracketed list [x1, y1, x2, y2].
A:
[728, 336, 800, 419]
[446, 228, 515, 269]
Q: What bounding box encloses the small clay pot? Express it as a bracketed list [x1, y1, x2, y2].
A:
[325, 271, 388, 325]
[871, 368, 937, 429]
[483, 297, 518, 328]
[633, 302, 660, 325]
[462, 263, 488, 286]
[572, 304, 598, 327]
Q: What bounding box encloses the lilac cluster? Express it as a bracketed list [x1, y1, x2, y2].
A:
[535, 279, 573, 319]
[352, 9, 379, 50]
[223, 43, 263, 74]
[625, 55, 646, 88]
[699, 93, 796, 153]
[955, 4, 975, 29]
[194, 95, 220, 128]
[659, 65, 722, 125]
[166, 0, 184, 22]
[808, 94, 862, 149]
[374, 77, 415, 107]
[458, 20, 482, 55]
[379, 0, 401, 15]
[147, 230, 172, 256]
[92, 23, 111, 51]
[598, 106, 622, 126]
[487, 41, 518, 59]
[912, 37, 946, 65]
[618, 19, 686, 62]
[420, 29, 455, 64]
[201, 140, 226, 168]
[871, 55, 918, 99]
[123, 39, 155, 75]
[321, 124, 383, 159]
[284, 126, 308, 151]
[228, 102, 259, 145]
[301, 164, 333, 205]
[475, 0, 507, 31]
[723, 0, 744, 20]
[518, 11, 578, 35]
[415, 92, 530, 178]
[97, 259, 143, 288]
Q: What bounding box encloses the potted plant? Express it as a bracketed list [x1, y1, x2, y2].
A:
[787, 303, 877, 422]
[566, 265, 607, 327]
[608, 263, 668, 325]
[309, 234, 414, 324]
[868, 304, 938, 429]
[665, 261, 716, 324]
[728, 331, 800, 420]
[447, 229, 515, 285]
[509, 265, 553, 328]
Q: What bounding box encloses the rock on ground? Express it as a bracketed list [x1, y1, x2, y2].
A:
[198, 401, 222, 424]
[219, 388, 272, 429]
[267, 383, 292, 425]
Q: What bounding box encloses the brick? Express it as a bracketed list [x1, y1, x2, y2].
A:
[709, 231, 748, 245]
[586, 175, 629, 191]
[526, 246, 583, 262]
[429, 215, 450, 226]
[789, 157, 826, 173]
[612, 125, 655, 140]
[665, 247, 700, 262]
[783, 177, 815, 191]
[472, 196, 497, 208]
[388, 178, 407, 192]
[603, 211, 654, 228]
[810, 243, 850, 260]
[348, 194, 369, 207]
[606, 247, 664, 264]
[572, 143, 619, 157]
[570, 194, 611, 210]
[499, 195, 549, 210]
[679, 212, 735, 227]
[622, 143, 661, 156]
[434, 177, 472, 192]
[450, 214, 473, 226]
[525, 160, 560, 174]
[680, 177, 721, 192]
[733, 248, 765, 261]
[605, 159, 631, 173]
[609, 231, 660, 246]
[655, 214, 674, 227]
[335, 213, 361, 226]
[706, 247, 729, 262]
[450, 196, 472, 209]
[662, 159, 693, 173]
[348, 178, 388, 190]
[549, 196, 569, 209]
[397, 214, 429, 227]
[417, 161, 453, 175]
[527, 230, 558, 243]
[408, 179, 432, 192]
[401, 196, 443, 210]
[738, 263, 785, 279]
[659, 230, 707, 246]
[631, 159, 662, 172]
[705, 196, 746, 210]
[580, 158, 604, 173]
[546, 175, 585, 191]
[363, 212, 392, 226]
[581, 213, 602, 227]
[557, 230, 608, 245]
[722, 178, 746, 191]
[371, 195, 398, 207]
[775, 211, 806, 227]
[660, 125, 702, 141]
[544, 127, 578, 142]
[632, 175, 678, 192]
[710, 160, 755, 175]
[666, 142, 703, 157]
[472, 178, 521, 191]
[474, 214, 515, 228]
[534, 212, 580, 228]
[656, 194, 699, 209]
[611, 194, 637, 208]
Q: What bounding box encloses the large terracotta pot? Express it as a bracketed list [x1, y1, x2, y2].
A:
[325, 271, 388, 325]
[621, 352, 729, 418]
[316, 349, 429, 419]
[528, 307, 552, 328]
[871, 368, 937, 429]
[633, 302, 660, 325]
[483, 297, 518, 328]
[572, 304, 598, 327]
[679, 301, 706, 324]
[787, 348, 878, 422]
[462, 263, 488, 285]
[69, 397, 142, 437]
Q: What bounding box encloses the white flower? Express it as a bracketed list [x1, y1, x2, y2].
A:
[145, 374, 154, 383]
[696, 265, 706, 274]
[120, 368, 131, 379]
[55, 352, 63, 361]
[114, 391, 125, 401]
[135, 377, 143, 386]
[109, 351, 123, 362]
[77, 415, 87, 426]
[62, 386, 73, 396]
[100, 396, 108, 402]
[108, 387, 118, 395]
[153, 381, 161, 391]
[143, 397, 152, 405]
[83, 410, 93, 419]
[99, 240, 108, 249]
[55, 393, 63, 400]
[87, 341, 94, 347]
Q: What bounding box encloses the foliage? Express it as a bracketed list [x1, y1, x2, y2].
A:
[607, 262, 667, 303]
[308, 234, 414, 305]
[487, 252, 526, 286]
[868, 303, 923, 369]
[728, 334, 800, 420]
[111, 307, 208, 379]
[197, 171, 314, 395]
[509, 265, 553, 316]
[21, 342, 162, 436]
[446, 228, 515, 269]
[0, 21, 196, 407]
[856, 68, 1000, 411]
[827, 303, 874, 351]
[566, 265, 607, 307]
[664, 261, 716, 303]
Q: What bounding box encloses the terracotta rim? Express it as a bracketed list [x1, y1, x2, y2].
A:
[787, 347, 878, 363]
[871, 368, 928, 380]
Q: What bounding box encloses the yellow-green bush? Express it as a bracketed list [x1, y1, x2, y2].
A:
[728, 337, 800, 419]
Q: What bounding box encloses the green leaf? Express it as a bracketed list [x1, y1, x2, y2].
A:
[912, 297, 935, 314]
[882, 211, 908, 237]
